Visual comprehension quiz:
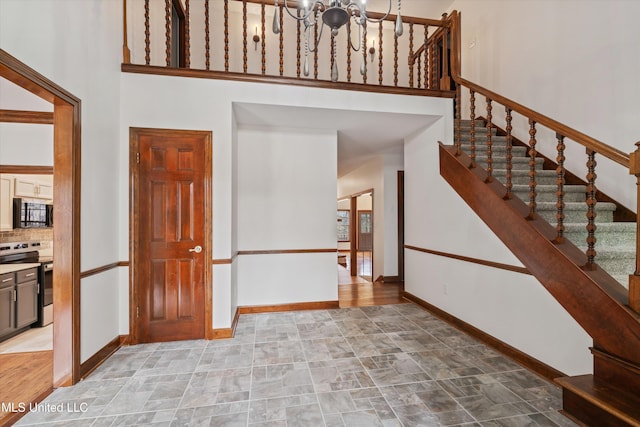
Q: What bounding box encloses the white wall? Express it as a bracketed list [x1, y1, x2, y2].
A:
[383, 152, 403, 276]
[121, 72, 451, 328]
[1, 0, 123, 362]
[449, 0, 640, 210]
[237, 127, 338, 305]
[0, 79, 54, 166]
[404, 119, 592, 375]
[0, 123, 53, 166]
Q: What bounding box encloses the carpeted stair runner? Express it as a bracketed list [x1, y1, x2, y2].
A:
[458, 119, 635, 286]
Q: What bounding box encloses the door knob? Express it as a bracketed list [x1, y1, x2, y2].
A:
[188, 245, 202, 253]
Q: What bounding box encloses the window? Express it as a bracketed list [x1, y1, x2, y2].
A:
[337, 210, 350, 242]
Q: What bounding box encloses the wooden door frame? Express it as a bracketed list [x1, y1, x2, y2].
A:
[0, 49, 82, 386]
[343, 189, 374, 279]
[128, 127, 213, 344]
[397, 171, 404, 284]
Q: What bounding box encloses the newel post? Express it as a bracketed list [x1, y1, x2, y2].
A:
[628, 142, 640, 313]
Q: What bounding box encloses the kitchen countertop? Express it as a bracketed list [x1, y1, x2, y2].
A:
[0, 263, 40, 275]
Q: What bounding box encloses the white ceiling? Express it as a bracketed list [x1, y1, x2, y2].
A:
[233, 102, 439, 177]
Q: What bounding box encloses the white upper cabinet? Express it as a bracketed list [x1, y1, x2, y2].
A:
[0, 174, 15, 230]
[14, 175, 53, 201]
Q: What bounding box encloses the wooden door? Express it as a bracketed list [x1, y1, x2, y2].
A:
[132, 128, 211, 343]
[358, 211, 373, 251]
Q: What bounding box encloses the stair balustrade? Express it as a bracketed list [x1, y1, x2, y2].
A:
[443, 10, 637, 281]
[122, 0, 453, 95]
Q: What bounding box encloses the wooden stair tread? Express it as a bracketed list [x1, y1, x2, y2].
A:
[556, 375, 640, 426]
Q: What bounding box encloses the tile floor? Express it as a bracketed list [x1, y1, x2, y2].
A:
[15, 304, 578, 426]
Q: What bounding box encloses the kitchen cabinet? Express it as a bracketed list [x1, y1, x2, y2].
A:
[0, 174, 14, 230]
[0, 267, 39, 341]
[0, 273, 16, 338]
[14, 176, 53, 201]
[16, 268, 38, 328]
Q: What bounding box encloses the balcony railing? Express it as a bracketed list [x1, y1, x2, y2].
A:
[122, 0, 456, 97]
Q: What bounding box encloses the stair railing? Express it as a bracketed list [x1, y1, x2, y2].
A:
[443, 11, 640, 312]
[121, 0, 452, 94]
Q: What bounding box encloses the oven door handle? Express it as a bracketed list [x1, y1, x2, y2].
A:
[44, 264, 53, 271]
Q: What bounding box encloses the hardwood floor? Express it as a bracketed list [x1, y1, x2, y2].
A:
[341, 250, 373, 281]
[338, 264, 407, 307]
[0, 351, 52, 427]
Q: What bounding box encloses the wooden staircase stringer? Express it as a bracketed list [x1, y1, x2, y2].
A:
[439, 143, 640, 370]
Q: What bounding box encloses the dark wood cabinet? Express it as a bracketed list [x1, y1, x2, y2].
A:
[0, 273, 16, 338]
[16, 280, 38, 329]
[0, 267, 38, 341]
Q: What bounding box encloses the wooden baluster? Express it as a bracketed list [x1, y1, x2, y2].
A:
[205, 0, 210, 70]
[393, 25, 398, 86]
[184, 0, 190, 68]
[440, 14, 450, 90]
[331, 31, 335, 79]
[279, 5, 284, 76]
[454, 85, 461, 156]
[362, 21, 367, 84]
[417, 56, 421, 89]
[297, 10, 301, 78]
[527, 119, 538, 220]
[485, 98, 493, 182]
[378, 21, 383, 85]
[347, 22, 352, 82]
[504, 107, 513, 199]
[242, 1, 247, 73]
[164, 0, 173, 67]
[424, 25, 429, 89]
[260, 4, 266, 75]
[628, 142, 640, 313]
[123, 0, 131, 64]
[429, 41, 436, 89]
[314, 14, 318, 79]
[408, 23, 414, 88]
[555, 133, 566, 243]
[224, 0, 229, 72]
[585, 149, 598, 269]
[165, 0, 171, 66]
[144, 0, 150, 65]
[469, 89, 476, 168]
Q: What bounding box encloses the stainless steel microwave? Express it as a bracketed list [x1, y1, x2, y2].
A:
[13, 198, 53, 228]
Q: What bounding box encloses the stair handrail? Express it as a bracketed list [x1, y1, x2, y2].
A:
[446, 10, 629, 168]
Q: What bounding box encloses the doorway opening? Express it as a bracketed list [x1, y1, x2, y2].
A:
[336, 189, 374, 285]
[0, 49, 81, 424]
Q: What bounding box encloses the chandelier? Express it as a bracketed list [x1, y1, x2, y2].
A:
[273, 0, 403, 82]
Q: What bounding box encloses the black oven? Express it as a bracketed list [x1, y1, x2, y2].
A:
[38, 258, 53, 326]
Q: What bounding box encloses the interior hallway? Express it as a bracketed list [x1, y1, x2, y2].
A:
[6, 278, 576, 427]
